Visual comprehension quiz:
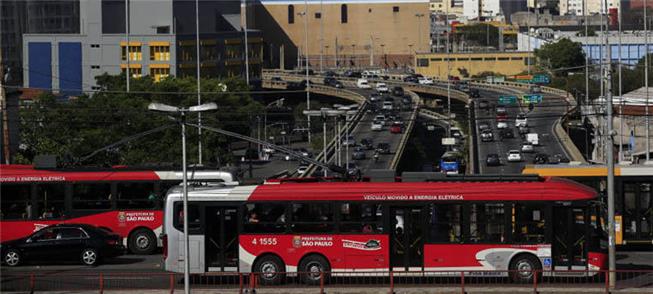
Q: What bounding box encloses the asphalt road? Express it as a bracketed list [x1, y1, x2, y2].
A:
[474, 87, 569, 174]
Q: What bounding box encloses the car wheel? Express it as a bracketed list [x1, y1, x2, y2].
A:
[509, 254, 541, 283]
[299, 255, 331, 285]
[129, 228, 157, 255]
[253, 255, 285, 285]
[81, 248, 100, 266]
[4, 249, 21, 266]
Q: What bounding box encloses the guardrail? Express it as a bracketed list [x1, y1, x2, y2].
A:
[390, 91, 420, 170]
[3, 270, 651, 293]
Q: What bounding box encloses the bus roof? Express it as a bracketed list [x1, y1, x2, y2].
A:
[522, 164, 653, 177]
[172, 178, 597, 202]
[0, 164, 238, 185]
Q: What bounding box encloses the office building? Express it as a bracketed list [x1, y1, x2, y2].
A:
[414, 51, 534, 79]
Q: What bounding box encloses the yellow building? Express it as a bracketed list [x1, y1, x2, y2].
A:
[415, 51, 534, 79]
[252, 0, 430, 69]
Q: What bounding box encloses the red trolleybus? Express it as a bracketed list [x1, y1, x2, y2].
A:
[163, 176, 607, 283]
[0, 164, 237, 254]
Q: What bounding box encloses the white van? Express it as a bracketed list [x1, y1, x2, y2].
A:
[526, 133, 539, 146]
[357, 78, 371, 89]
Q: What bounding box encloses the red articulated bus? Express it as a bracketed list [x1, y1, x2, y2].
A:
[0, 164, 237, 254]
[163, 176, 607, 284]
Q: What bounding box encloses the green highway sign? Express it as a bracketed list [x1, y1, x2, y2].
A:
[498, 95, 518, 105]
[522, 94, 543, 103]
[532, 74, 550, 84]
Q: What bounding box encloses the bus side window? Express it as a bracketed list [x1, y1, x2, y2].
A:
[173, 202, 201, 233]
[339, 203, 383, 233]
[116, 182, 156, 209]
[243, 203, 287, 233]
[72, 183, 111, 210]
[291, 203, 334, 233]
[512, 204, 545, 243]
[469, 203, 505, 243]
[0, 184, 31, 220]
[428, 204, 461, 243]
[36, 184, 66, 219]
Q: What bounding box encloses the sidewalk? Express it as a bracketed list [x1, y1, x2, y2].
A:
[6, 288, 652, 294]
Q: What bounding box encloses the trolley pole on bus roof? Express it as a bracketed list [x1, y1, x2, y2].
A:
[148, 102, 217, 294]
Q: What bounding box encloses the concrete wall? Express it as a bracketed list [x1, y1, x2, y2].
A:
[253, 0, 430, 69]
[414, 51, 533, 79]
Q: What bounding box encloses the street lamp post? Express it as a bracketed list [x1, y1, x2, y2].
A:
[264, 98, 285, 154]
[148, 102, 218, 294]
[298, 8, 311, 144]
[304, 109, 356, 176]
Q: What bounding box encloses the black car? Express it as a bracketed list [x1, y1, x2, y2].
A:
[343, 70, 362, 78]
[403, 76, 418, 83]
[360, 138, 375, 150]
[486, 153, 501, 166]
[478, 100, 489, 110]
[376, 143, 391, 154]
[469, 89, 480, 98]
[481, 130, 494, 142]
[533, 153, 549, 164]
[500, 129, 515, 139]
[2, 224, 124, 267]
[392, 86, 404, 97]
[352, 147, 366, 160]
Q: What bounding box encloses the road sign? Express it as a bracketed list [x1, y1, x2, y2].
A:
[498, 95, 518, 105]
[532, 74, 550, 84]
[522, 94, 543, 103]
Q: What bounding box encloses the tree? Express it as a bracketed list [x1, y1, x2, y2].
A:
[534, 38, 586, 76]
[17, 74, 263, 167]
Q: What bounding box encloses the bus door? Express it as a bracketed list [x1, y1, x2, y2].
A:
[622, 182, 652, 242]
[389, 206, 425, 271]
[552, 205, 588, 270]
[204, 206, 239, 272]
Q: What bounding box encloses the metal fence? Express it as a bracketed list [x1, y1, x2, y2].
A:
[3, 270, 652, 293]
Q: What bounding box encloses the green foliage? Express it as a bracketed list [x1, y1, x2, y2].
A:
[534, 39, 586, 76]
[18, 74, 262, 167]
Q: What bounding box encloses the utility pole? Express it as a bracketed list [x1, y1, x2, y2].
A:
[618, 2, 623, 162]
[1, 47, 10, 164]
[603, 0, 616, 288]
[645, 0, 651, 163]
[243, 0, 250, 86]
[195, 0, 203, 164]
[125, 0, 130, 92]
[302, 1, 311, 144]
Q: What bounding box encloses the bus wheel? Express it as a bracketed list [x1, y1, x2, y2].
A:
[299, 255, 330, 285]
[509, 254, 541, 283]
[129, 228, 156, 255]
[253, 255, 285, 285]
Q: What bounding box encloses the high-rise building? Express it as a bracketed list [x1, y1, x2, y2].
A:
[559, 0, 620, 15]
[1, 0, 80, 86]
[22, 0, 262, 93]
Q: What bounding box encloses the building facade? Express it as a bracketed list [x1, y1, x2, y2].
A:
[22, 0, 261, 93]
[414, 51, 533, 79]
[463, 0, 501, 20]
[559, 0, 620, 15]
[252, 0, 430, 69]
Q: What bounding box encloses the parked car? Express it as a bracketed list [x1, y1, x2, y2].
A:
[390, 123, 403, 134]
[515, 113, 528, 127]
[533, 153, 549, 164]
[376, 83, 389, 93]
[507, 150, 523, 162]
[481, 130, 494, 142]
[392, 86, 404, 96]
[1, 224, 124, 266]
[371, 121, 384, 131]
[486, 153, 501, 166]
[352, 147, 366, 160]
[376, 143, 391, 154]
[360, 138, 375, 150]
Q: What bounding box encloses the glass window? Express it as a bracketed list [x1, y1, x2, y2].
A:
[0, 184, 31, 220]
[416, 58, 429, 67]
[121, 45, 142, 61]
[469, 203, 505, 243]
[428, 204, 462, 243]
[150, 67, 170, 82]
[393, 6, 399, 12]
[150, 45, 170, 61]
[291, 203, 334, 232]
[341, 4, 348, 23]
[36, 184, 66, 219]
[117, 182, 157, 209]
[243, 203, 286, 233]
[121, 67, 142, 79]
[173, 202, 201, 232]
[339, 203, 383, 233]
[72, 183, 112, 210]
[288, 5, 295, 24]
[31, 228, 58, 241]
[59, 228, 87, 239]
[512, 204, 545, 243]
